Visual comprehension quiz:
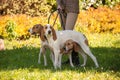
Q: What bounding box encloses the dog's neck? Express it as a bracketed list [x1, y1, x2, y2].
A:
[46, 36, 55, 46]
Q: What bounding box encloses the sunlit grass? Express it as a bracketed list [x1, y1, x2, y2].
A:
[0, 69, 119, 80]
[0, 33, 120, 80]
[86, 33, 120, 48]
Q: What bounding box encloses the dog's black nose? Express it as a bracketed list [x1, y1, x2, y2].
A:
[48, 30, 51, 34]
[32, 32, 36, 35]
[63, 47, 66, 50]
[28, 30, 30, 32]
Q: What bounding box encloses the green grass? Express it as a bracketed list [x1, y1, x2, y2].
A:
[0, 33, 120, 80]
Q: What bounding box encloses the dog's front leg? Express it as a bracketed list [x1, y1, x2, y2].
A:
[43, 53, 47, 66]
[58, 53, 62, 69]
[38, 48, 42, 64]
[69, 54, 74, 68]
[53, 49, 59, 69]
[50, 52, 54, 65]
[38, 47, 47, 66]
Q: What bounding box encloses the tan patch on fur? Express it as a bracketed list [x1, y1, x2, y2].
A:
[65, 39, 83, 52]
[82, 34, 88, 46]
[51, 27, 57, 41]
[73, 42, 81, 52]
[84, 39, 88, 46]
[60, 48, 64, 54]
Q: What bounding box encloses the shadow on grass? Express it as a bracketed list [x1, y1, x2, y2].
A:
[0, 46, 120, 72]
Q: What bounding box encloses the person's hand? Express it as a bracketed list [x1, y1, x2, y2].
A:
[57, 5, 63, 10]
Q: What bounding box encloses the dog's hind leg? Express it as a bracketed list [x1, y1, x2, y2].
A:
[80, 44, 99, 68]
[87, 52, 99, 68]
[79, 51, 87, 67]
[86, 51, 99, 68]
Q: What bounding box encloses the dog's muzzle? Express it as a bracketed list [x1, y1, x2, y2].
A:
[28, 29, 32, 33]
[28, 29, 36, 34]
[28, 30, 30, 32]
[48, 30, 51, 35]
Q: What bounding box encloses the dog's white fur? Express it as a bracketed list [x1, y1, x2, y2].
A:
[44, 24, 99, 69]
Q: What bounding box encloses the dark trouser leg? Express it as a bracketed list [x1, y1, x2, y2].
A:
[60, 12, 80, 66]
[62, 50, 80, 66]
[72, 50, 80, 66]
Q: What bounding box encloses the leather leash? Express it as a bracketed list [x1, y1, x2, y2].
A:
[48, 9, 66, 30]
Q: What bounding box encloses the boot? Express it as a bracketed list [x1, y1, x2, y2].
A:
[72, 50, 80, 66]
[62, 50, 80, 66]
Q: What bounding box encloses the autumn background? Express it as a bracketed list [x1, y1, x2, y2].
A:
[0, 0, 120, 80]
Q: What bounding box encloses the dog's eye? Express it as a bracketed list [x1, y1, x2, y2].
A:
[36, 26, 38, 28]
[45, 26, 47, 29]
[68, 43, 70, 45]
[50, 26, 52, 29]
[63, 47, 66, 50]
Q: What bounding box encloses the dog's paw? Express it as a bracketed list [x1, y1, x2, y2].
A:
[95, 65, 99, 68]
[71, 65, 74, 68]
[58, 64, 61, 69]
[70, 63, 74, 68]
[81, 64, 85, 67]
[58, 66, 61, 69]
[44, 62, 47, 66]
[38, 61, 41, 64]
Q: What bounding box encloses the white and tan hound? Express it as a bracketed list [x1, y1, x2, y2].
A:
[44, 24, 99, 69]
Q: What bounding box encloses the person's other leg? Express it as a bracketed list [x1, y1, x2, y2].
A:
[65, 13, 78, 30]
[65, 13, 80, 66]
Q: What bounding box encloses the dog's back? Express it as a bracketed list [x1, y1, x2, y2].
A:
[56, 30, 86, 49]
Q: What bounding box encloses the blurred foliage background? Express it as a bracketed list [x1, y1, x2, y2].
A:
[0, 0, 120, 40]
[0, 0, 120, 16]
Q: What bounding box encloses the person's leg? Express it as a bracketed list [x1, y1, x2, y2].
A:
[63, 13, 80, 66]
[65, 13, 78, 30]
[58, 12, 78, 30]
[58, 11, 66, 30]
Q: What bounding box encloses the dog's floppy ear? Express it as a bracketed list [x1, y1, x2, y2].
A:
[38, 24, 46, 41]
[73, 42, 79, 52]
[51, 27, 57, 41]
[85, 39, 88, 46]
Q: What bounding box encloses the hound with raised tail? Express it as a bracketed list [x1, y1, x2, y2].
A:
[44, 24, 99, 69]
